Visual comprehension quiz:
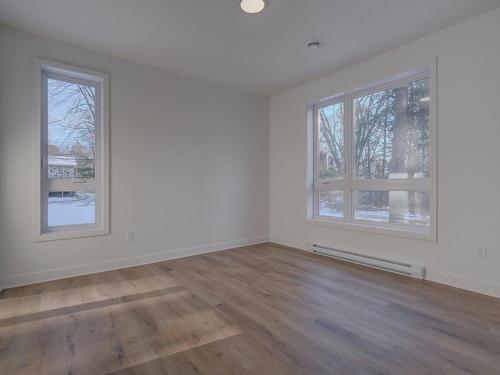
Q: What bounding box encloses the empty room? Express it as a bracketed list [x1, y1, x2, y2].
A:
[1, 0, 500, 374]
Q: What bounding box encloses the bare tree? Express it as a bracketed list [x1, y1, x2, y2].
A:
[319, 105, 344, 178]
[47, 79, 96, 177]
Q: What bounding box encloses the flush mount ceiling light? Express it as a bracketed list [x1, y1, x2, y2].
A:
[240, 0, 266, 14]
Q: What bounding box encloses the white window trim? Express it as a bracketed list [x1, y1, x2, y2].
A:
[306, 62, 438, 242]
[33, 59, 110, 242]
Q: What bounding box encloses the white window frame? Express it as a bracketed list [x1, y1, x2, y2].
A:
[33, 59, 109, 241]
[307, 66, 437, 241]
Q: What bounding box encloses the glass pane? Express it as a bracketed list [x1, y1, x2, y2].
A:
[47, 77, 96, 179]
[318, 102, 344, 179]
[48, 191, 96, 226]
[353, 78, 430, 179]
[319, 190, 343, 218]
[354, 191, 430, 227]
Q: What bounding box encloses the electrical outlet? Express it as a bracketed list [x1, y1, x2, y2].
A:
[478, 247, 487, 259]
[127, 232, 135, 241]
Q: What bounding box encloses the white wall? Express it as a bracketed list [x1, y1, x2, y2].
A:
[270, 8, 500, 297]
[0, 25, 269, 288]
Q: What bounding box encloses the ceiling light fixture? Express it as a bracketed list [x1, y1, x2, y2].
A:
[240, 0, 266, 14]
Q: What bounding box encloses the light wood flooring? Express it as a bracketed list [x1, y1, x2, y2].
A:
[1, 243, 500, 374]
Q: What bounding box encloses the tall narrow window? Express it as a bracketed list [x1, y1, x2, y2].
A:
[37, 60, 109, 240]
[311, 70, 435, 239]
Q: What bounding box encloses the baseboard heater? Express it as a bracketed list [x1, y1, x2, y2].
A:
[309, 243, 425, 279]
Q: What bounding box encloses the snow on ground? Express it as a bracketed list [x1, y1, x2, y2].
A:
[320, 203, 429, 226]
[48, 193, 95, 226]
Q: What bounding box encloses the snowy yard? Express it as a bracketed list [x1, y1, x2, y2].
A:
[48, 192, 95, 226]
[320, 201, 429, 226]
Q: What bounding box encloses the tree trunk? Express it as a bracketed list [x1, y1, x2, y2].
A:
[390, 87, 409, 223]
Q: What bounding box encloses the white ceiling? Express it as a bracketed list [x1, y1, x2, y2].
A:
[1, 0, 499, 96]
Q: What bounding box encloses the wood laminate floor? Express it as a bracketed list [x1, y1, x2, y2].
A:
[1, 243, 500, 374]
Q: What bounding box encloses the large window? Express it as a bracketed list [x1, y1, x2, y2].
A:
[35, 60, 109, 240]
[311, 70, 435, 239]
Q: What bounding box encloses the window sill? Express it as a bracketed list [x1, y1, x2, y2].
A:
[305, 218, 436, 242]
[34, 228, 109, 242]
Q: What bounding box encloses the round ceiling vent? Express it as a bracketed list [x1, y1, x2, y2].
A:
[307, 41, 321, 48]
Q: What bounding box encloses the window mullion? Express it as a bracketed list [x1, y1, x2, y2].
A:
[351, 178, 431, 191]
[315, 180, 345, 190]
[47, 179, 97, 192]
[344, 97, 353, 222]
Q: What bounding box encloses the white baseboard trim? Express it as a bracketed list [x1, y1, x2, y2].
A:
[270, 237, 500, 299]
[269, 237, 308, 252]
[425, 270, 500, 299]
[0, 236, 270, 290]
